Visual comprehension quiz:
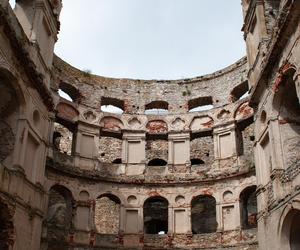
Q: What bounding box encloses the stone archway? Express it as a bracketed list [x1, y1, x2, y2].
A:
[280, 207, 300, 250]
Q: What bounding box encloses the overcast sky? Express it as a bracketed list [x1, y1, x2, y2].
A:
[54, 0, 245, 80]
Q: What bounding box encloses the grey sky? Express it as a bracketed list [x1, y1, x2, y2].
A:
[54, 0, 245, 80]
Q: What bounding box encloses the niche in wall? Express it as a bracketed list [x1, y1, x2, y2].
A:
[125, 210, 139, 234]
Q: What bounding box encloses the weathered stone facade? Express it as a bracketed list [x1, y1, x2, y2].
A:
[0, 0, 299, 249]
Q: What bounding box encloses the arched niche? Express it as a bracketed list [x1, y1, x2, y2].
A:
[191, 195, 217, 234]
[100, 116, 124, 133]
[234, 101, 253, 121]
[95, 194, 121, 234]
[189, 116, 214, 131]
[272, 64, 300, 170]
[45, 185, 74, 246]
[146, 120, 168, 134]
[240, 186, 257, 229]
[279, 200, 300, 250]
[56, 102, 79, 122]
[143, 196, 168, 234]
[0, 68, 24, 164]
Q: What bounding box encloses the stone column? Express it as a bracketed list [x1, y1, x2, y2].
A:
[216, 202, 223, 232]
[168, 206, 173, 234]
[138, 207, 144, 234]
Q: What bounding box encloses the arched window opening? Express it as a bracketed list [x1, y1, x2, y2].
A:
[58, 89, 73, 102]
[236, 118, 254, 158]
[191, 195, 217, 234]
[278, 76, 300, 119]
[148, 158, 167, 166]
[101, 97, 124, 114]
[58, 82, 80, 102]
[240, 186, 257, 229]
[95, 194, 121, 234]
[188, 96, 213, 113]
[101, 105, 124, 114]
[53, 122, 74, 156]
[145, 101, 169, 115]
[45, 185, 74, 246]
[144, 197, 168, 234]
[0, 200, 14, 250]
[290, 211, 300, 250]
[230, 81, 249, 102]
[190, 158, 205, 165]
[112, 158, 122, 164]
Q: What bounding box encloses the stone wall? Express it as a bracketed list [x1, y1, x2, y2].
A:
[95, 197, 120, 234]
[98, 137, 122, 163]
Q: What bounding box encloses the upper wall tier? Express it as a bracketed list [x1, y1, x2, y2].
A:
[53, 56, 248, 114]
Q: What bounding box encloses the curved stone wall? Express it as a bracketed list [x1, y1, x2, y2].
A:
[45, 56, 258, 249]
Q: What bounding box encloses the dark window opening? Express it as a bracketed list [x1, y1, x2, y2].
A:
[280, 76, 300, 118]
[191, 195, 217, 234]
[144, 197, 168, 234]
[145, 101, 169, 115]
[240, 186, 257, 229]
[188, 96, 213, 112]
[148, 158, 167, 166]
[191, 158, 205, 165]
[112, 158, 122, 164]
[230, 81, 249, 102]
[101, 97, 124, 114]
[46, 185, 74, 241]
[290, 210, 300, 250]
